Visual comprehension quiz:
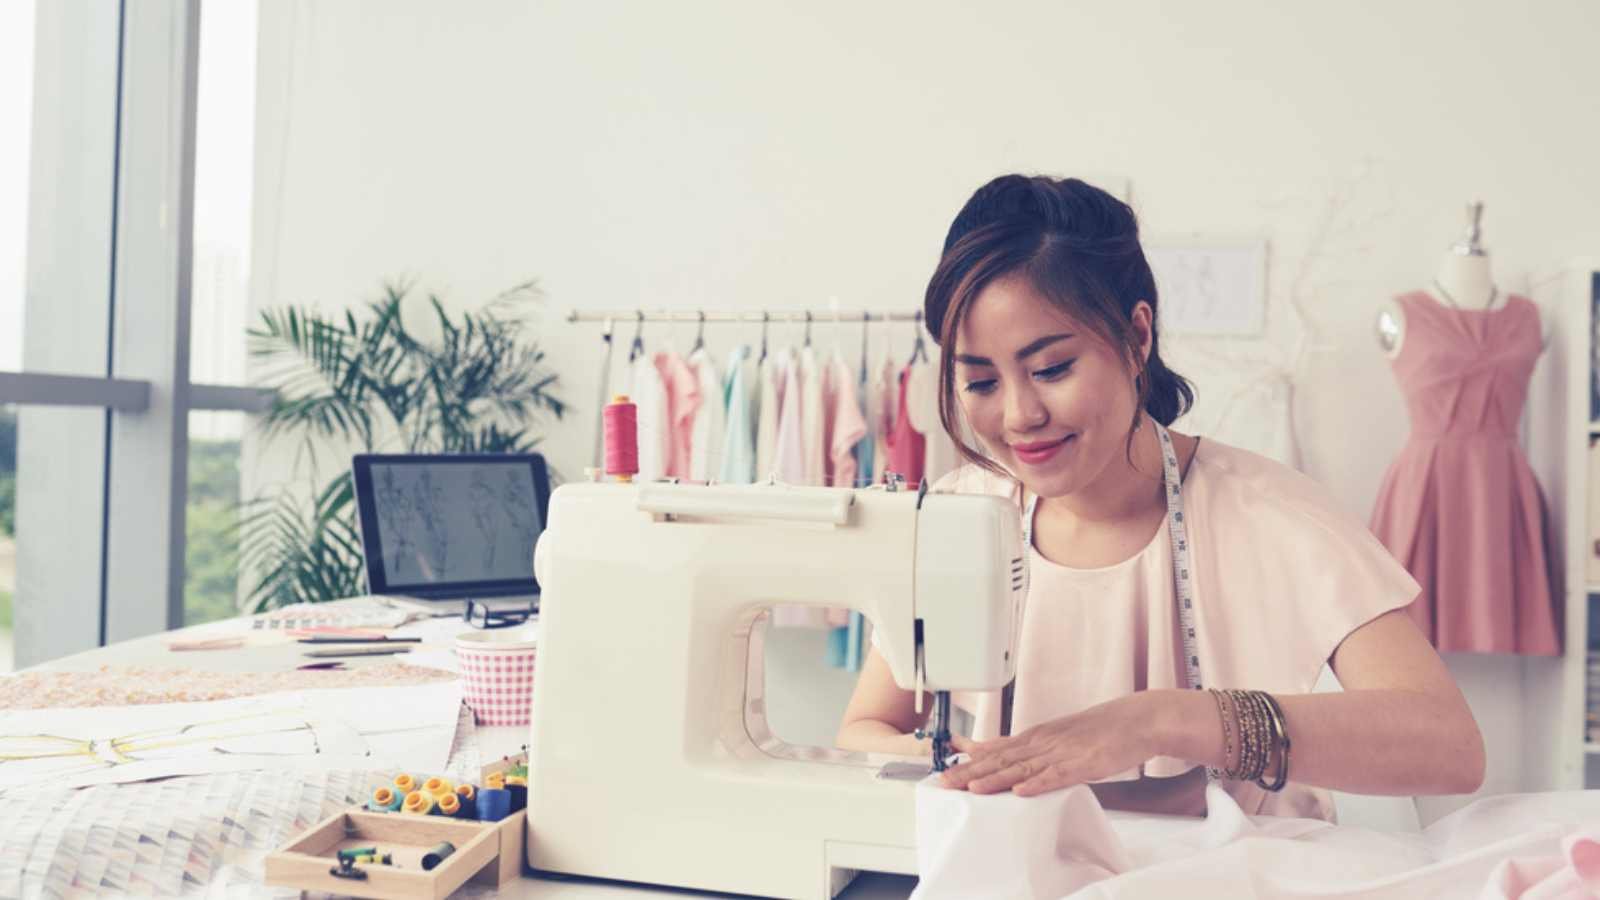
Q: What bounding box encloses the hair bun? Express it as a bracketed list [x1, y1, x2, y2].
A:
[942, 175, 1137, 255]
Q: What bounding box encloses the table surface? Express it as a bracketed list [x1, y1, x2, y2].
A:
[31, 601, 918, 899]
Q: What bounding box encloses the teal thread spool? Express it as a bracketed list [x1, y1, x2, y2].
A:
[368, 786, 403, 812]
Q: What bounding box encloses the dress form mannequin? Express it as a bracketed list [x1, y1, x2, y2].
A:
[1376, 203, 1501, 359]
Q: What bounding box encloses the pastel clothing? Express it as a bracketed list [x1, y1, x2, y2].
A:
[935, 439, 1418, 821]
[1369, 292, 1561, 656]
[686, 348, 723, 482]
[653, 351, 701, 480]
[719, 346, 757, 484]
[885, 365, 925, 484]
[773, 349, 806, 485]
[905, 356, 960, 486]
[627, 353, 669, 483]
[825, 355, 867, 488]
[755, 354, 783, 482]
[800, 347, 826, 487]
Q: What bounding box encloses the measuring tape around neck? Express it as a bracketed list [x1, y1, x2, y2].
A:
[1020, 422, 1209, 770]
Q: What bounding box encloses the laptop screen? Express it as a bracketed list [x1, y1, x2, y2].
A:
[351, 453, 550, 599]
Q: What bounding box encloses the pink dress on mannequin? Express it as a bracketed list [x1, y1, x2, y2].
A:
[1369, 291, 1561, 655]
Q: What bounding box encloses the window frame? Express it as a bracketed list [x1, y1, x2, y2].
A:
[1, 0, 262, 665]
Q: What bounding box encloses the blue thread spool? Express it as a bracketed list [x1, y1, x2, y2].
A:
[454, 784, 478, 820]
[506, 782, 527, 813]
[476, 787, 512, 822]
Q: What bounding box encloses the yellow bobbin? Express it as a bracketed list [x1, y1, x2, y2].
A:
[423, 776, 454, 798]
[402, 790, 435, 815]
[505, 774, 527, 787]
[485, 772, 506, 789]
[437, 792, 462, 817]
[393, 773, 417, 794]
[455, 783, 476, 800]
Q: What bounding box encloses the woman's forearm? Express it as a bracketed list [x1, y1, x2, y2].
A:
[1149, 688, 1485, 796]
[836, 719, 932, 758]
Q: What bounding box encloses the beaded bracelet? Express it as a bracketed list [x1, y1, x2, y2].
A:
[1210, 689, 1291, 790]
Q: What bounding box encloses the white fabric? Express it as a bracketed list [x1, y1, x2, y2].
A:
[905, 354, 961, 485]
[628, 353, 668, 483]
[912, 779, 1600, 899]
[686, 347, 724, 482]
[755, 353, 783, 482]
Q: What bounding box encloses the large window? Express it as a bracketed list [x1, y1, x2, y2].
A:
[186, 0, 259, 625]
[1, 1, 35, 672]
[0, 0, 269, 667]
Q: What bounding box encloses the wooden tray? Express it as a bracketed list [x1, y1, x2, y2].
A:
[265, 808, 526, 900]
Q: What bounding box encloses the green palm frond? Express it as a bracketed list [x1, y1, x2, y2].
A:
[241, 279, 564, 609]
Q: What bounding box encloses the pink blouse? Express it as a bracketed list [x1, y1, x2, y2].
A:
[937, 438, 1419, 820]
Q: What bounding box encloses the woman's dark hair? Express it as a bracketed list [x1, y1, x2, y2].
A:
[924, 174, 1194, 472]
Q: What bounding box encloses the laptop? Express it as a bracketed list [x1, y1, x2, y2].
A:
[350, 453, 550, 616]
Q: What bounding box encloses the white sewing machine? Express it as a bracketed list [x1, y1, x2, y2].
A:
[527, 479, 1024, 899]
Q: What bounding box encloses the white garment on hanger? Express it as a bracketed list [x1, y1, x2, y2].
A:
[755, 353, 784, 482]
[773, 348, 806, 484]
[905, 354, 960, 485]
[687, 347, 724, 482]
[628, 353, 669, 483]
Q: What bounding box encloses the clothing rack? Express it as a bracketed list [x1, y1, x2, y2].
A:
[566, 309, 926, 325]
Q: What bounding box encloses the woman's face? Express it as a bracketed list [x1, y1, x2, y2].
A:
[952, 274, 1151, 499]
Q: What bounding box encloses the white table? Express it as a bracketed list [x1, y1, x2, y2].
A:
[30, 603, 918, 899]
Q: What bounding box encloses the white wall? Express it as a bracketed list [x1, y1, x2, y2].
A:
[248, 0, 1600, 820]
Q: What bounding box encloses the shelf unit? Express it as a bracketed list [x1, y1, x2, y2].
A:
[1526, 258, 1600, 790]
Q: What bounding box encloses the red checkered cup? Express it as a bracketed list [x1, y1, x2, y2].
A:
[455, 627, 538, 726]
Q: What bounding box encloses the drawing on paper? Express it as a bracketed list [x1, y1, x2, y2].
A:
[1146, 239, 1268, 337]
[0, 682, 462, 790]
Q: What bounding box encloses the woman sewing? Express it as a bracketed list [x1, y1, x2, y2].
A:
[835, 174, 1485, 819]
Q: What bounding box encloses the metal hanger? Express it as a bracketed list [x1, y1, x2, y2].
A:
[804, 311, 813, 349]
[691, 310, 707, 354]
[759, 311, 770, 364]
[909, 310, 929, 365]
[628, 310, 646, 363]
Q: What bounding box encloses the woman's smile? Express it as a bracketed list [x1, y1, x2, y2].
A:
[1011, 434, 1075, 466]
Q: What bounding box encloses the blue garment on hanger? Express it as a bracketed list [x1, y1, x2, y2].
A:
[719, 345, 756, 484]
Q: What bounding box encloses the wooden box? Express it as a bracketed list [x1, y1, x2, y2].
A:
[265, 808, 526, 900]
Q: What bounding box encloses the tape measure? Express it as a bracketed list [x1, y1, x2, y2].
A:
[1019, 422, 1207, 771]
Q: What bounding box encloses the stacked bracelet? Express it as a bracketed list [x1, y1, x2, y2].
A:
[1206, 688, 1291, 791]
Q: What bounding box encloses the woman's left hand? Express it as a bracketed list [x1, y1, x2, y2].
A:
[938, 692, 1163, 797]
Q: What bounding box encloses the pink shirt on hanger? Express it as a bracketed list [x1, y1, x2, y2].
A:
[824, 355, 867, 488]
[885, 364, 925, 484]
[654, 351, 701, 480]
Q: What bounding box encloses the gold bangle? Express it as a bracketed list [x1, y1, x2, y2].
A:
[1206, 689, 1233, 780]
[1255, 691, 1292, 792]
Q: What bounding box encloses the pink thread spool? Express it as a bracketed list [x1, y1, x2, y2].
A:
[603, 395, 639, 482]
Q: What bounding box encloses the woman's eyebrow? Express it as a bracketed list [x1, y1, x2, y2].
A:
[954, 333, 1074, 366]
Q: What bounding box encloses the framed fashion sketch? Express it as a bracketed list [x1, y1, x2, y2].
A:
[1146, 237, 1269, 336]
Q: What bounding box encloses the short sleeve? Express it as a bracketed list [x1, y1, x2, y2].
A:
[1187, 445, 1421, 694]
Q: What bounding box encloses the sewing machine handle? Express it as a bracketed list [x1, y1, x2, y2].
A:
[636, 484, 853, 525]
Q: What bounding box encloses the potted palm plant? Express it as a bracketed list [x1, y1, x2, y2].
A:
[240, 280, 564, 611]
